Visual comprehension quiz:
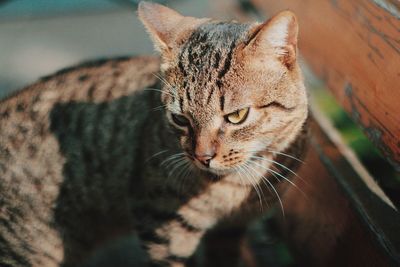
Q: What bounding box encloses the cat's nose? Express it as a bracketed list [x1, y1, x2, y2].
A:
[195, 153, 215, 167]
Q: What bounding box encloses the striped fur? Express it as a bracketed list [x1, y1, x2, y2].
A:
[0, 3, 308, 267]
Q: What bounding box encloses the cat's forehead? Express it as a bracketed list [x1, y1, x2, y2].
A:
[165, 22, 253, 119]
[184, 22, 251, 50]
[177, 22, 251, 74]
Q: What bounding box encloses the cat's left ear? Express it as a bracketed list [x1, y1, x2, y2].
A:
[138, 2, 207, 56]
[244, 10, 298, 69]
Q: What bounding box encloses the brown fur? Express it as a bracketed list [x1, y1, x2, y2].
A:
[0, 2, 308, 267]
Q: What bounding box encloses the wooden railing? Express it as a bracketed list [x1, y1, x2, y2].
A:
[230, 0, 400, 266]
[250, 0, 400, 171]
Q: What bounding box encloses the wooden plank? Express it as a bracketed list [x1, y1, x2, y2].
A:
[249, 0, 400, 170]
[278, 114, 400, 266]
[276, 113, 400, 266]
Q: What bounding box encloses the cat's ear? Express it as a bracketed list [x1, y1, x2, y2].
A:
[245, 10, 298, 69]
[138, 2, 207, 54]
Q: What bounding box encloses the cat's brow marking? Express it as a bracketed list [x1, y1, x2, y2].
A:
[220, 95, 225, 111]
[217, 41, 235, 80]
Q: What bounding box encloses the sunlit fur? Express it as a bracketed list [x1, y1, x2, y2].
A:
[0, 3, 309, 267]
[156, 17, 308, 179]
[137, 3, 309, 264]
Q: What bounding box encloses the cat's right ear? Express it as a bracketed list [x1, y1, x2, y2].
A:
[138, 2, 207, 57]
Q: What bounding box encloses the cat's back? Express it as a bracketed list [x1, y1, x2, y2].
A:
[0, 55, 160, 182]
[0, 55, 160, 165]
[1, 55, 160, 112]
[0, 55, 160, 266]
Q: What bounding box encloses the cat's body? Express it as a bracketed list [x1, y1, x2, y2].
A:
[0, 2, 308, 267]
[0, 56, 161, 266]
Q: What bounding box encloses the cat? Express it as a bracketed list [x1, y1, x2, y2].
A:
[0, 2, 308, 267]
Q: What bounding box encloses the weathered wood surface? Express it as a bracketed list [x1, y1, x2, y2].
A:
[277, 114, 400, 266]
[250, 0, 400, 171]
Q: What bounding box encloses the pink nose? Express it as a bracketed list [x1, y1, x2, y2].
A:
[195, 153, 215, 167]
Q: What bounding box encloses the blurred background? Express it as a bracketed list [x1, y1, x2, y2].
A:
[0, 0, 209, 98]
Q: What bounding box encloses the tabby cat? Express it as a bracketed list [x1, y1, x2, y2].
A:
[0, 2, 308, 267]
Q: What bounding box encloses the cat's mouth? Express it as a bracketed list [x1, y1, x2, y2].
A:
[187, 151, 269, 178]
[189, 155, 245, 176]
[183, 149, 264, 176]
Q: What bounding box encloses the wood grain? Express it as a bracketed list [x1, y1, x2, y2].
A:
[276, 116, 400, 266]
[250, 0, 400, 170]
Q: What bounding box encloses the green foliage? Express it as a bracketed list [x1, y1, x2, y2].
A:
[313, 87, 400, 206]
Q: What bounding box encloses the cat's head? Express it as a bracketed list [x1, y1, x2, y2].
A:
[139, 2, 308, 176]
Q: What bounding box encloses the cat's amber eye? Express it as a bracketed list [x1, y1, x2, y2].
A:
[171, 113, 190, 127]
[225, 107, 249, 124]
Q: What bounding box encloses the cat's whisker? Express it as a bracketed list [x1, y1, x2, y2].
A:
[246, 155, 281, 183]
[235, 165, 245, 185]
[145, 149, 169, 163]
[166, 158, 185, 172]
[167, 157, 189, 179]
[177, 162, 194, 195]
[162, 156, 189, 185]
[267, 150, 305, 163]
[262, 165, 281, 183]
[163, 160, 183, 186]
[162, 159, 179, 171]
[174, 160, 190, 188]
[247, 148, 304, 164]
[250, 155, 300, 178]
[176, 164, 189, 194]
[144, 88, 174, 98]
[270, 171, 281, 183]
[270, 165, 286, 183]
[165, 157, 187, 176]
[151, 104, 167, 112]
[250, 158, 297, 188]
[244, 161, 274, 210]
[152, 72, 170, 86]
[239, 163, 265, 211]
[250, 158, 307, 199]
[237, 165, 252, 189]
[243, 161, 273, 195]
[247, 151, 309, 187]
[152, 73, 175, 91]
[245, 161, 285, 217]
[163, 156, 187, 187]
[251, 143, 305, 164]
[176, 159, 190, 179]
[250, 155, 310, 188]
[160, 152, 185, 167]
[241, 163, 265, 211]
[232, 166, 245, 186]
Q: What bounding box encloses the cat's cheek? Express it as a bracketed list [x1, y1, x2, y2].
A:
[245, 140, 269, 154]
[179, 135, 193, 153]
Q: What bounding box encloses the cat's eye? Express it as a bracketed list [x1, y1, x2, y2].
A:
[171, 113, 190, 127]
[225, 107, 249, 124]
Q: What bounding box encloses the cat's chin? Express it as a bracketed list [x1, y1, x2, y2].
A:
[208, 168, 234, 176]
[191, 161, 233, 176]
[200, 166, 236, 177]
